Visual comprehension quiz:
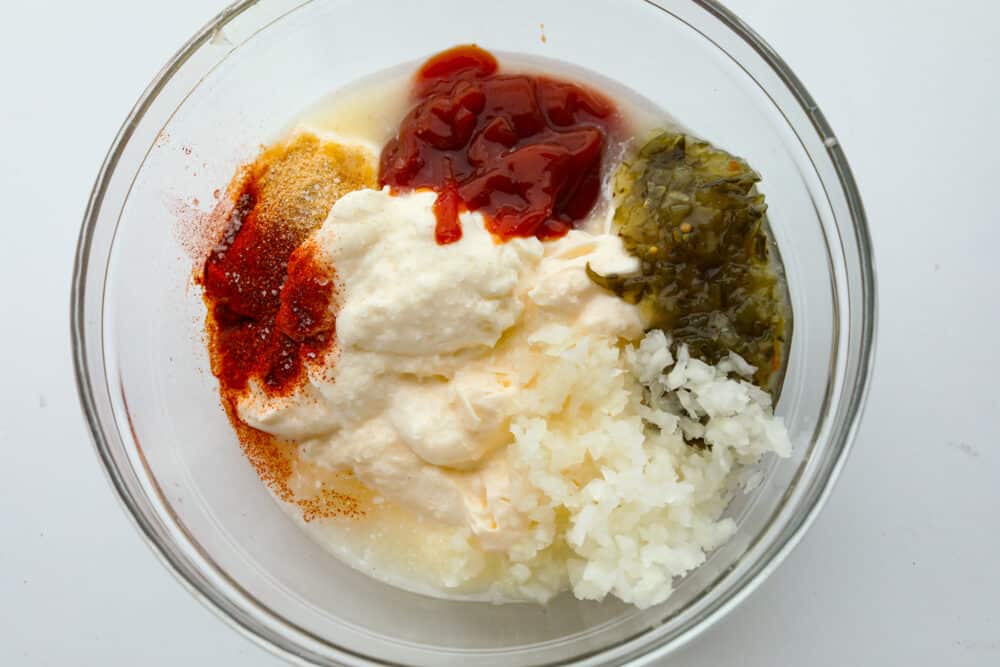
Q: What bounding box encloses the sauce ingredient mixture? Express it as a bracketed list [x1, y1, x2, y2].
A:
[193, 46, 793, 608]
[379, 45, 618, 244]
[588, 131, 786, 387]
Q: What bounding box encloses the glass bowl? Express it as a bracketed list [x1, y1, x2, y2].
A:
[71, 0, 876, 664]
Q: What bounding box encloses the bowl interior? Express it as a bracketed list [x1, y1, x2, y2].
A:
[86, 0, 864, 664]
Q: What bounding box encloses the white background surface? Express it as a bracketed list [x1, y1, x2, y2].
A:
[1, 0, 997, 664]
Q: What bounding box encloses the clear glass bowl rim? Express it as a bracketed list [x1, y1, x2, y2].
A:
[70, 1, 878, 664]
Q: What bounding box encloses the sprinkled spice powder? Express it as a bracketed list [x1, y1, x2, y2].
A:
[198, 132, 376, 516]
[200, 133, 375, 398]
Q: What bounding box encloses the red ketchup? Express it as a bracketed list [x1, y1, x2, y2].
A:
[379, 45, 619, 244]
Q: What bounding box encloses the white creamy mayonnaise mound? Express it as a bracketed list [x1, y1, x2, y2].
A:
[238, 187, 791, 608]
[238, 188, 643, 551]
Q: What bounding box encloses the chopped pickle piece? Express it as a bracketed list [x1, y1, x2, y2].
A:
[592, 131, 788, 388]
